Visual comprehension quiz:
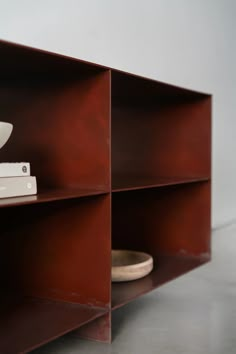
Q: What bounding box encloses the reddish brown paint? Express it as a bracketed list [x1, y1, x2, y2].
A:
[0, 39, 211, 352]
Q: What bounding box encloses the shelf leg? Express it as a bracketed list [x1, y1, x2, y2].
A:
[73, 311, 111, 343]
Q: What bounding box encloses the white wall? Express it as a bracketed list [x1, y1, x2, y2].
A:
[0, 0, 235, 227]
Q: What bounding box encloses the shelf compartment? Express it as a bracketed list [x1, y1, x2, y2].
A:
[0, 43, 110, 192]
[112, 70, 211, 190]
[112, 254, 209, 309]
[112, 181, 211, 257]
[0, 188, 109, 208]
[0, 294, 107, 354]
[0, 194, 111, 307]
[112, 176, 210, 192]
[112, 181, 211, 307]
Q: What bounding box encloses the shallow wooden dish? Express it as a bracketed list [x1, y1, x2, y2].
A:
[112, 250, 153, 282]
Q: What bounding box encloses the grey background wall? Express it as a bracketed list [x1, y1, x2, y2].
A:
[0, 0, 235, 228]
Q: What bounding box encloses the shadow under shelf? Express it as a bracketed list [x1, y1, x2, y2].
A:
[112, 175, 210, 192]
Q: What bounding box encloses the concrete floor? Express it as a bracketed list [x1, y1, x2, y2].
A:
[33, 224, 236, 354]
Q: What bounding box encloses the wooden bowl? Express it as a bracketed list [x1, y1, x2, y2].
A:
[112, 250, 153, 282]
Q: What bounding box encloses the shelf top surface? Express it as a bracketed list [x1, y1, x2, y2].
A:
[0, 188, 109, 208]
[0, 39, 211, 96]
[0, 295, 107, 354]
[0, 177, 210, 207]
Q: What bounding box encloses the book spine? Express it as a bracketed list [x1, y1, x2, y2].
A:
[0, 176, 37, 198]
[0, 163, 30, 177]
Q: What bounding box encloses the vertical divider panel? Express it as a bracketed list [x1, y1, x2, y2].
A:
[73, 69, 112, 342]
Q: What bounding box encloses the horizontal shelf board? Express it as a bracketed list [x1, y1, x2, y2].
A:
[112, 254, 209, 309]
[112, 176, 210, 192]
[0, 188, 109, 208]
[0, 295, 107, 354]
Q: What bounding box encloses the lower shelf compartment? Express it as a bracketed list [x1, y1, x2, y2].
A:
[112, 255, 209, 309]
[0, 295, 107, 354]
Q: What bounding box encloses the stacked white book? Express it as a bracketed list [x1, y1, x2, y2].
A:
[0, 163, 37, 198]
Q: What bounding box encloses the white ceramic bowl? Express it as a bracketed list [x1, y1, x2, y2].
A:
[0, 122, 13, 149]
[112, 250, 153, 282]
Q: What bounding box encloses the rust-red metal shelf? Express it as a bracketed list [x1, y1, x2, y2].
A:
[112, 254, 210, 309]
[0, 38, 211, 349]
[112, 176, 210, 192]
[0, 188, 109, 208]
[0, 295, 107, 354]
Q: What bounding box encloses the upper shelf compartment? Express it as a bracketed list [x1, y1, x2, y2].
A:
[111, 70, 211, 191]
[0, 40, 110, 194]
